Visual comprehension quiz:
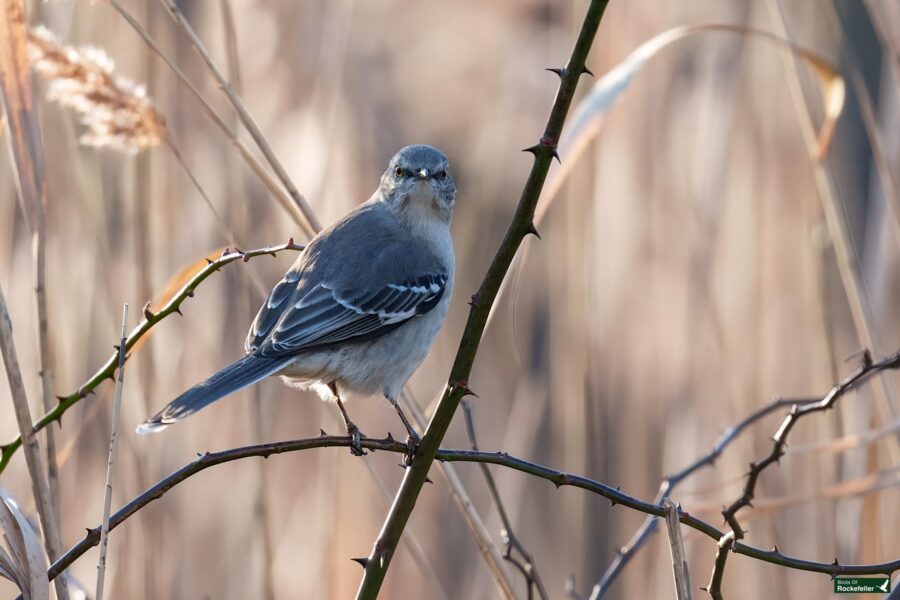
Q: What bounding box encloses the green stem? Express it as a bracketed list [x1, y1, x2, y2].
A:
[0, 242, 303, 474]
[354, 2, 611, 597]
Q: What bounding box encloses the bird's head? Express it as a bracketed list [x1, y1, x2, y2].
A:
[380, 145, 456, 221]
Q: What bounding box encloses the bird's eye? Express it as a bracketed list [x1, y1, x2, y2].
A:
[394, 166, 404, 178]
[435, 170, 447, 181]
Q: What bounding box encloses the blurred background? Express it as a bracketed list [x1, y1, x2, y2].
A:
[1, 0, 899, 598]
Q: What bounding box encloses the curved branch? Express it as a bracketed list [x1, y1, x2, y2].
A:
[591, 396, 819, 599]
[38, 435, 900, 594]
[704, 350, 900, 597]
[0, 241, 304, 473]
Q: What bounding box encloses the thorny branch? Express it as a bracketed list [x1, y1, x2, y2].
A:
[30, 432, 900, 599]
[590, 397, 819, 599]
[463, 400, 548, 600]
[354, 2, 610, 597]
[703, 349, 900, 598]
[0, 241, 304, 473]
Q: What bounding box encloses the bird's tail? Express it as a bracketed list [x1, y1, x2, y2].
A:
[136, 354, 291, 434]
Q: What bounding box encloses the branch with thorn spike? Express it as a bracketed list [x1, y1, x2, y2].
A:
[27, 433, 900, 600]
[354, 5, 611, 594]
[590, 393, 834, 599]
[701, 349, 900, 599]
[0, 241, 304, 474]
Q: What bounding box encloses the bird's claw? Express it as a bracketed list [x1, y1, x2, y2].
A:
[402, 434, 419, 466]
[347, 423, 366, 456]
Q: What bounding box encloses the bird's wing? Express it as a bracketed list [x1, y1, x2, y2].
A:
[250, 271, 448, 357]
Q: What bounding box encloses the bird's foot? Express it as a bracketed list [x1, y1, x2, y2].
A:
[346, 422, 366, 456]
[402, 432, 420, 466]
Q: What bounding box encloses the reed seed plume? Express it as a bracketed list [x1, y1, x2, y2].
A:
[27, 26, 165, 153]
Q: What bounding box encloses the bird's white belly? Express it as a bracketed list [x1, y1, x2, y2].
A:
[277, 287, 451, 402]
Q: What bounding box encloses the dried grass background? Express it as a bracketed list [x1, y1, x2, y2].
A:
[1, 0, 899, 598]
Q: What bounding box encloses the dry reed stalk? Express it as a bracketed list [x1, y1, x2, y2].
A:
[95, 305, 129, 600]
[399, 393, 520, 599]
[27, 26, 165, 153]
[156, 0, 322, 236]
[108, 0, 315, 239]
[663, 499, 693, 600]
[0, 5, 68, 599]
[766, 0, 900, 464]
[0, 286, 64, 600]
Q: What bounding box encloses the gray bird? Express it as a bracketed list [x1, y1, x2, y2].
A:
[137, 145, 456, 455]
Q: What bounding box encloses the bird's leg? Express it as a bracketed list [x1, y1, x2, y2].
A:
[386, 394, 420, 464]
[329, 382, 365, 456]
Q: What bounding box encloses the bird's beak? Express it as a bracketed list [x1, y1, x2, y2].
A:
[417, 168, 429, 180]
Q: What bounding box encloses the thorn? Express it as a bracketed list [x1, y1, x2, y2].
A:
[222, 247, 232, 256]
[832, 558, 840, 567]
[174, 307, 183, 316]
[55, 395, 66, 403]
[772, 545, 780, 554]
[425, 477, 433, 484]
[385, 431, 395, 443]
[862, 349, 873, 367]
[551, 149, 561, 164]
[522, 144, 541, 155]
[468, 293, 481, 307]
[545, 67, 566, 78]
[143, 302, 154, 320]
[351, 557, 368, 568]
[553, 480, 562, 489]
[451, 378, 470, 391]
[462, 386, 480, 399]
[525, 222, 541, 239]
[319, 428, 327, 436]
[699, 587, 708, 593]
[205, 258, 214, 265]
[287, 237, 295, 247]
[581, 65, 594, 77]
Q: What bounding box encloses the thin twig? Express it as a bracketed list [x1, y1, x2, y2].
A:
[155, 0, 321, 235]
[590, 397, 819, 598]
[32, 434, 900, 597]
[95, 304, 129, 600]
[0, 241, 304, 473]
[463, 399, 548, 600]
[704, 350, 900, 598]
[721, 351, 899, 538]
[704, 532, 734, 600]
[162, 134, 268, 298]
[401, 391, 519, 599]
[354, 3, 610, 597]
[663, 499, 693, 600]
